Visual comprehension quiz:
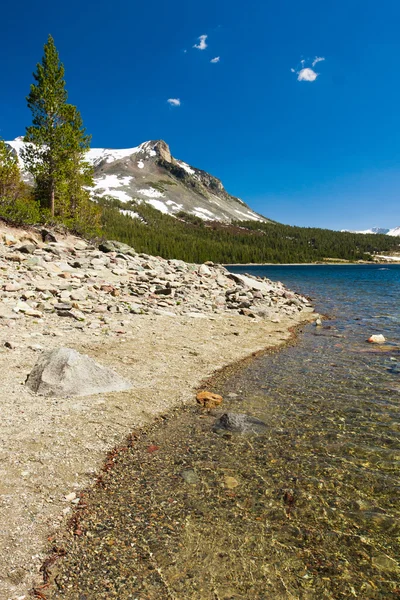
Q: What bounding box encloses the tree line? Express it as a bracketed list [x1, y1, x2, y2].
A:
[100, 198, 398, 264]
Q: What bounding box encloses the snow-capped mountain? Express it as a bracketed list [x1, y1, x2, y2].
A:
[342, 226, 400, 237]
[6, 137, 268, 224]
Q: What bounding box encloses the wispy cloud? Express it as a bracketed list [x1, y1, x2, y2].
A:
[312, 56, 325, 67]
[167, 98, 181, 107]
[210, 56, 220, 63]
[292, 56, 325, 82]
[193, 34, 208, 50]
[297, 68, 318, 82]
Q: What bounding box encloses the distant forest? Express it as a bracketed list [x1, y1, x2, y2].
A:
[99, 198, 398, 264]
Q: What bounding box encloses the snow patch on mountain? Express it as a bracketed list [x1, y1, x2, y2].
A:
[388, 226, 400, 237]
[146, 199, 170, 214]
[235, 209, 264, 222]
[120, 209, 144, 221]
[138, 188, 165, 199]
[177, 161, 195, 175]
[342, 226, 400, 237]
[92, 175, 133, 202]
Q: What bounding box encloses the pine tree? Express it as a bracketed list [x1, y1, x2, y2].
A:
[23, 35, 93, 218]
[0, 139, 21, 199]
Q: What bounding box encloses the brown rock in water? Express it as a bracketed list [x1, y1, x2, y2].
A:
[223, 475, 239, 489]
[196, 390, 223, 409]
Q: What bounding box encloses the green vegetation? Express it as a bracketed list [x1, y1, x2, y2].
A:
[0, 138, 42, 225]
[22, 35, 100, 234]
[100, 198, 398, 263]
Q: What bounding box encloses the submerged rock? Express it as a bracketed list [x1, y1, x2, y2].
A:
[26, 347, 132, 397]
[368, 334, 386, 344]
[213, 412, 268, 435]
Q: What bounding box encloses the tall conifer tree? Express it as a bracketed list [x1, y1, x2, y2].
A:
[23, 35, 93, 217]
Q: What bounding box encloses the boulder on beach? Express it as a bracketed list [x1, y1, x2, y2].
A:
[26, 347, 132, 397]
[367, 335, 386, 344]
[213, 412, 268, 435]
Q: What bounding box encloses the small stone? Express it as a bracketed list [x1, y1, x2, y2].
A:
[57, 309, 85, 321]
[28, 344, 44, 351]
[4, 341, 18, 349]
[223, 475, 239, 489]
[64, 492, 77, 502]
[196, 390, 223, 409]
[4, 283, 23, 292]
[181, 469, 199, 485]
[18, 243, 36, 254]
[367, 334, 386, 344]
[315, 318, 322, 326]
[41, 229, 57, 243]
[213, 412, 268, 435]
[198, 264, 212, 276]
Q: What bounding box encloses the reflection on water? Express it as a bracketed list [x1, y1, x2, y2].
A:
[50, 266, 400, 599]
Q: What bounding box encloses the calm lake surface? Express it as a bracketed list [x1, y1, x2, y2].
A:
[51, 265, 400, 600]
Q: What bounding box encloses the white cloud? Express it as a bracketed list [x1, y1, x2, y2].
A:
[211, 56, 220, 63]
[312, 56, 325, 67]
[290, 68, 295, 73]
[297, 68, 318, 82]
[167, 98, 181, 107]
[193, 34, 208, 50]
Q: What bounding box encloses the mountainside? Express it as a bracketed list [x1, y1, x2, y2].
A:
[342, 226, 400, 237]
[6, 137, 268, 224]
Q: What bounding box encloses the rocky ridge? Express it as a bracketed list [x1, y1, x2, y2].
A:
[6, 137, 269, 224]
[0, 225, 312, 332]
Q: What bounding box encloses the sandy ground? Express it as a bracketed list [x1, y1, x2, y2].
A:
[0, 308, 314, 600]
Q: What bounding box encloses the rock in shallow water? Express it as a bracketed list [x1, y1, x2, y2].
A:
[196, 390, 223, 409]
[26, 347, 132, 397]
[368, 334, 386, 344]
[213, 412, 268, 435]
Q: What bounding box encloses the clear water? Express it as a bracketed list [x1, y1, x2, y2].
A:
[50, 265, 400, 600]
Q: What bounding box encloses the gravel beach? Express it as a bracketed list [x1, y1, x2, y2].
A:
[0, 223, 315, 599]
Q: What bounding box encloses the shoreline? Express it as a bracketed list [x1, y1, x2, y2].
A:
[224, 260, 400, 266]
[0, 219, 316, 600]
[3, 312, 315, 600]
[34, 319, 314, 598]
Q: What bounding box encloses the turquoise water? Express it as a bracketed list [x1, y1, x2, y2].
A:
[227, 264, 400, 346]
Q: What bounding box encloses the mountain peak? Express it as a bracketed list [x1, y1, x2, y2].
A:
[5, 137, 268, 224]
[147, 140, 172, 163]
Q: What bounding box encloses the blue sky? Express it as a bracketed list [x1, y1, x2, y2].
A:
[1, 0, 400, 230]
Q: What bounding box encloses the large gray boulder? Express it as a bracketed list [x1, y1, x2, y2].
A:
[26, 347, 132, 397]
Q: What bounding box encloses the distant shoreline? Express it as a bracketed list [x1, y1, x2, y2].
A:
[224, 261, 400, 267]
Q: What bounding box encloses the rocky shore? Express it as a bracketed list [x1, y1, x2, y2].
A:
[0, 222, 315, 599]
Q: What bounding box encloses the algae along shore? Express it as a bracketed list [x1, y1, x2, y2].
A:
[0, 223, 315, 599]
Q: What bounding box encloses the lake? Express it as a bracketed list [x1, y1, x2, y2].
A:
[50, 265, 400, 599]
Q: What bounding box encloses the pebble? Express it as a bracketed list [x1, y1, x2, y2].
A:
[223, 475, 239, 489]
[64, 492, 77, 502]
